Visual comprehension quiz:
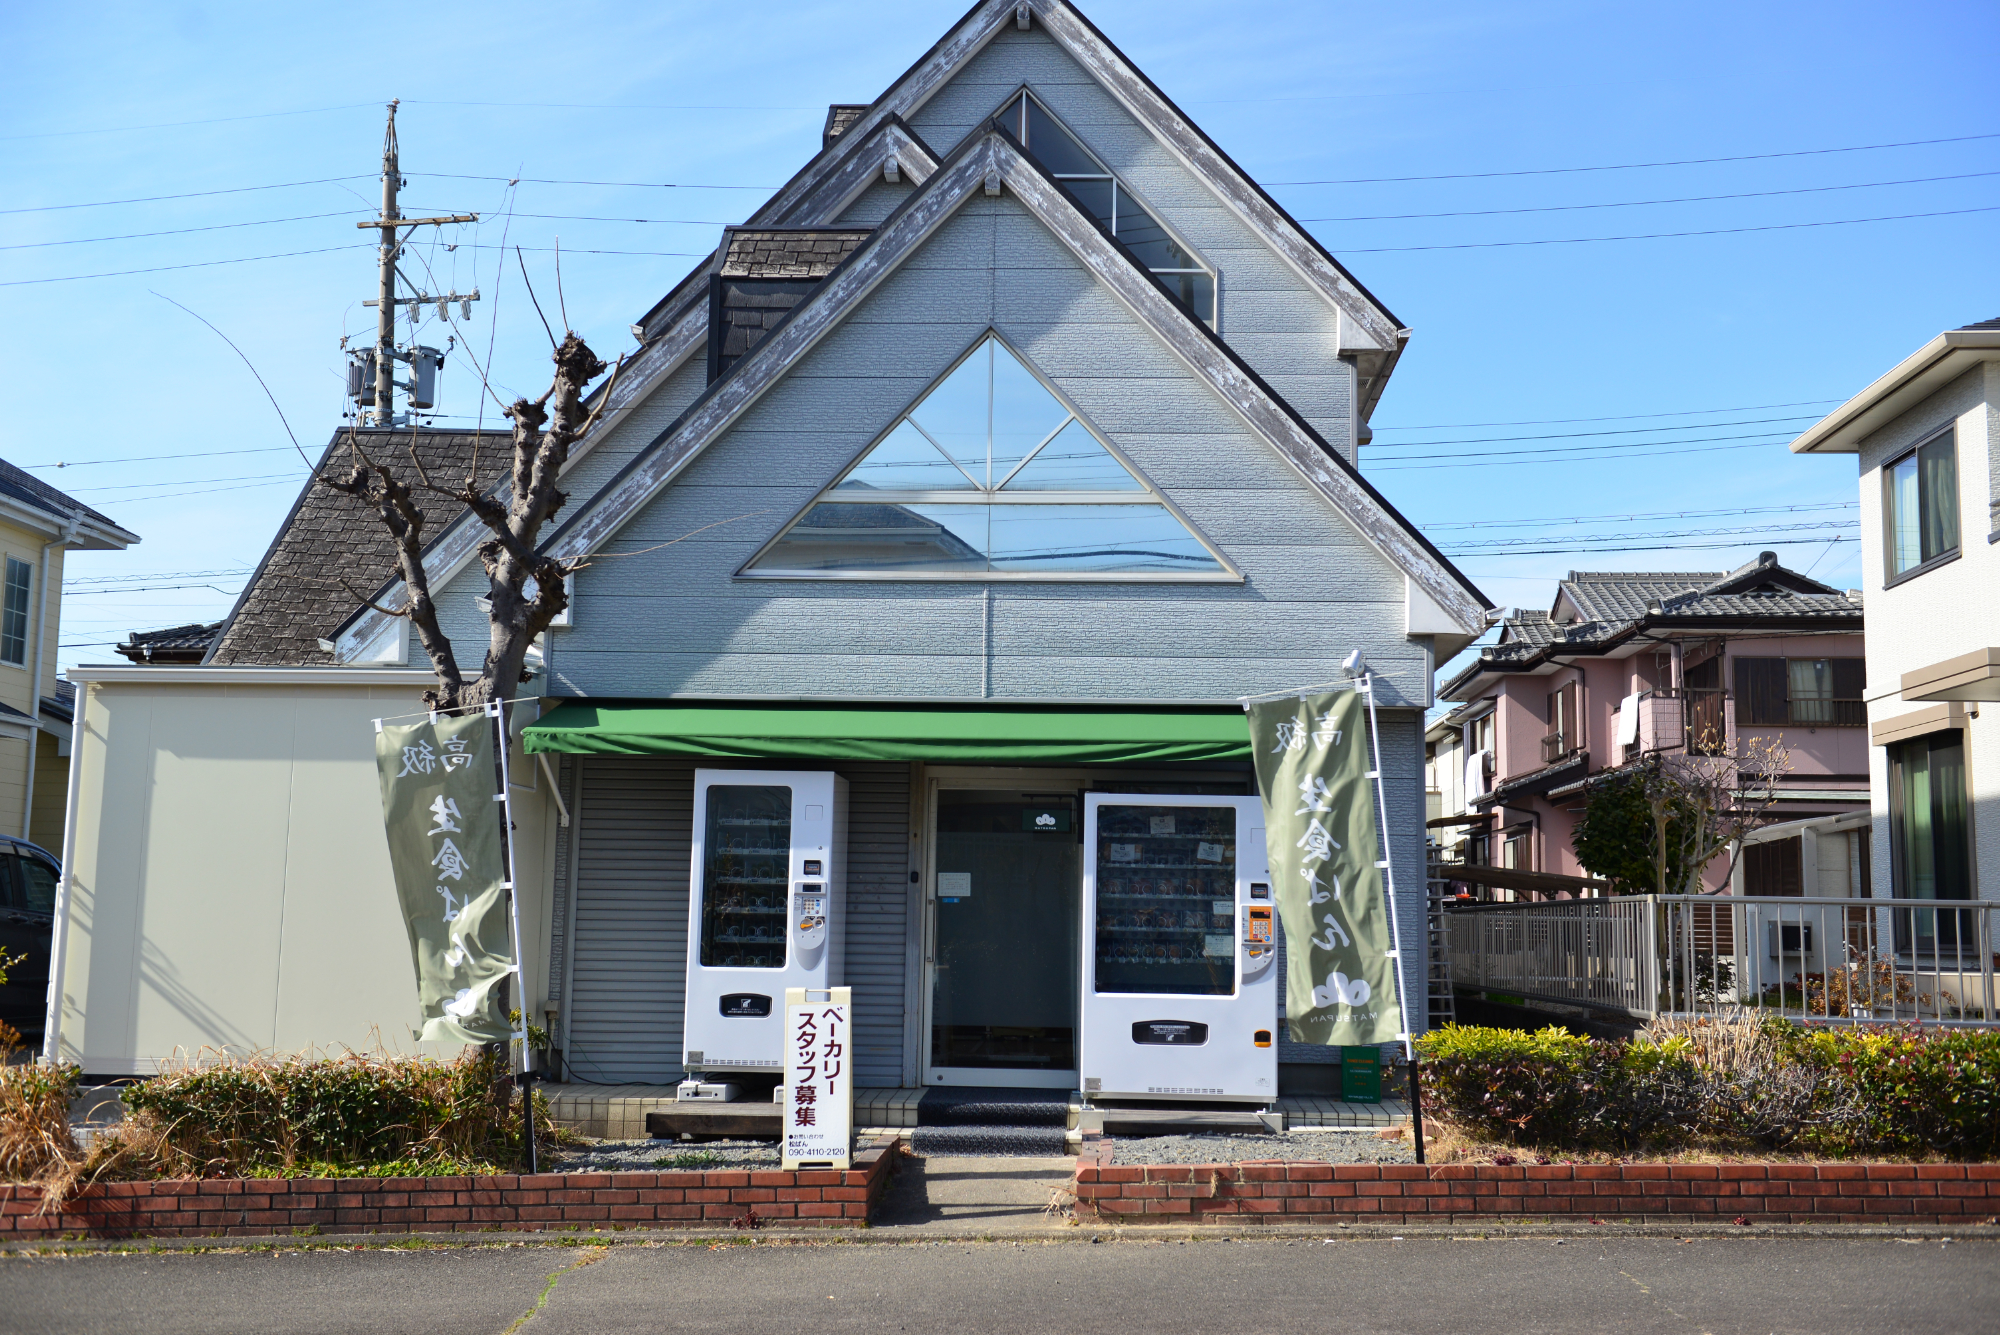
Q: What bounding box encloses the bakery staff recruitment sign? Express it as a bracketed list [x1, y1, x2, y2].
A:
[782, 987, 853, 1170]
[374, 712, 514, 1044]
[1247, 689, 1403, 1047]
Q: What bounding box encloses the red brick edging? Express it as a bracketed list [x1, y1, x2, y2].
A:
[0, 1135, 901, 1240]
[1071, 1141, 2000, 1225]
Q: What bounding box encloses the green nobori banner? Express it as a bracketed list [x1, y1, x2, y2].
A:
[375, 712, 514, 1045]
[1248, 689, 1403, 1047]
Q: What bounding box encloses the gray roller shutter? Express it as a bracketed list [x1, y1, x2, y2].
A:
[839, 762, 912, 1087]
[561, 757, 911, 1089]
[564, 758, 693, 1085]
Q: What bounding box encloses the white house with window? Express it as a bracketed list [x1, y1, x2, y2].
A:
[1790, 316, 2000, 913]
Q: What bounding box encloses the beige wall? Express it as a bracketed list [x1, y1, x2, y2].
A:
[0, 528, 66, 842]
[50, 671, 558, 1075]
[29, 731, 65, 853]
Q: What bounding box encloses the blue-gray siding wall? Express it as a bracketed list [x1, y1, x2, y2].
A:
[531, 190, 1419, 706]
[836, 178, 915, 225]
[905, 25, 1358, 461]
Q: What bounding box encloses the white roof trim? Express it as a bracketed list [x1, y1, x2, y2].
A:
[1789, 327, 2000, 455]
[331, 125, 944, 661]
[533, 131, 1484, 630]
[67, 665, 441, 687]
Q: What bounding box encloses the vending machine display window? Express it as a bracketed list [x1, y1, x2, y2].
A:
[699, 784, 793, 969]
[1092, 803, 1237, 997]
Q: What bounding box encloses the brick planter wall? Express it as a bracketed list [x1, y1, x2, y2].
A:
[0, 1136, 901, 1241]
[1071, 1143, 2000, 1225]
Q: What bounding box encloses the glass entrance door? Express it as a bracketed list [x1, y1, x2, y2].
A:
[926, 788, 1080, 1087]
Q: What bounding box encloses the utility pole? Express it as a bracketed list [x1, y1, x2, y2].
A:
[373, 101, 400, 427]
[352, 101, 479, 426]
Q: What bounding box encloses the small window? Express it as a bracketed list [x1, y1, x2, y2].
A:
[1007, 92, 1217, 326]
[1886, 429, 1958, 578]
[0, 558, 30, 667]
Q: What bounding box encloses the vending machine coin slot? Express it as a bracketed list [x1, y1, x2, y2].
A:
[795, 882, 828, 950]
[1242, 904, 1275, 976]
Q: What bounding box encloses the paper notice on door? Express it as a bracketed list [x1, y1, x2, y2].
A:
[938, 872, 971, 901]
[1150, 815, 1176, 835]
[1109, 843, 1140, 862]
[1196, 842, 1225, 863]
[1204, 934, 1233, 957]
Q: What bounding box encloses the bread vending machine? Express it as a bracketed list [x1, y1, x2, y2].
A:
[682, 770, 847, 1079]
[1079, 794, 1276, 1103]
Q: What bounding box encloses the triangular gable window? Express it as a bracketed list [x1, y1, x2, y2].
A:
[742, 336, 1232, 580]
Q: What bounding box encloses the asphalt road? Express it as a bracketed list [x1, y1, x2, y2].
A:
[2, 1235, 1992, 1334]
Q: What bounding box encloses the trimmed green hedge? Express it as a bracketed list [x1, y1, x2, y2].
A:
[1416, 1021, 2000, 1158]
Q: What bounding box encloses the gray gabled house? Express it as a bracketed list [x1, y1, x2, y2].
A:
[49, 0, 1488, 1097]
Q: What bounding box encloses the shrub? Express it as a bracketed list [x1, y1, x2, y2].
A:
[115, 1048, 551, 1179]
[0, 1061, 82, 1186]
[1788, 1025, 2000, 1158]
[1415, 1024, 1613, 1146]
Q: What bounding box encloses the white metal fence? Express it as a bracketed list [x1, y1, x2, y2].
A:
[1446, 895, 1999, 1027]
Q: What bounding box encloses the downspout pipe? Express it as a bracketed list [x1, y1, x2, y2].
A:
[23, 511, 80, 841]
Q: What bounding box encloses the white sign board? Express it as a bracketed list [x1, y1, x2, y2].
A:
[782, 986, 853, 1170]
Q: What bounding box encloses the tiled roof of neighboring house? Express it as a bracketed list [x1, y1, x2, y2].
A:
[822, 104, 869, 148]
[206, 428, 508, 666]
[1958, 315, 2000, 330]
[719, 228, 872, 280]
[40, 679, 75, 724]
[115, 620, 223, 664]
[1442, 551, 1862, 698]
[0, 457, 120, 530]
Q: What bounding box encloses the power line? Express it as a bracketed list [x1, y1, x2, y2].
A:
[0, 210, 370, 251]
[64, 583, 244, 596]
[1264, 131, 2000, 186]
[1376, 430, 1798, 464]
[1440, 535, 1856, 557]
[65, 472, 304, 495]
[1, 176, 375, 215]
[66, 567, 253, 585]
[0, 244, 369, 288]
[1296, 170, 2000, 223]
[1371, 399, 1843, 430]
[86, 479, 302, 506]
[1370, 438, 1796, 471]
[1337, 205, 1999, 253]
[28, 446, 300, 469]
[0, 102, 382, 142]
[411, 172, 776, 191]
[405, 99, 820, 112]
[1443, 520, 1857, 550]
[1369, 414, 1825, 448]
[1422, 501, 1858, 531]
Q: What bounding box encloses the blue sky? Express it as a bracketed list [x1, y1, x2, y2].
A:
[4, 0, 1995, 671]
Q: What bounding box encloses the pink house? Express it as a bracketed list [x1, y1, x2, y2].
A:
[1436, 552, 1868, 898]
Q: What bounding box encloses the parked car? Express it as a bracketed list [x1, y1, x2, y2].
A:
[0, 837, 58, 1048]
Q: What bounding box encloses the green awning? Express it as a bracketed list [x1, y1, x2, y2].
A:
[523, 700, 1253, 764]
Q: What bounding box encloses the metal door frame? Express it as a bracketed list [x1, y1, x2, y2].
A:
[917, 765, 1252, 1089]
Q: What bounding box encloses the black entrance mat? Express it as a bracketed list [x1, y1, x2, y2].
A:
[918, 1086, 1070, 1127]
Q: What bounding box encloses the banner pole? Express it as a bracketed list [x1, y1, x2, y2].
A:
[490, 700, 536, 1175]
[1359, 671, 1424, 1165]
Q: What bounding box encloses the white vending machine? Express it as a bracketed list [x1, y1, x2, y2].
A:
[1079, 794, 1276, 1104]
[682, 769, 847, 1077]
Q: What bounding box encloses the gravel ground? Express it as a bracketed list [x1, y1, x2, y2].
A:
[1109, 1129, 1415, 1166]
[552, 1137, 790, 1173]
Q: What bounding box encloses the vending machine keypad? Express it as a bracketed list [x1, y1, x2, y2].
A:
[795, 882, 828, 950]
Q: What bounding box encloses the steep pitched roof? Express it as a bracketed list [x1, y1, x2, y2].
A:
[513, 122, 1485, 627]
[720, 228, 873, 279]
[206, 429, 508, 666]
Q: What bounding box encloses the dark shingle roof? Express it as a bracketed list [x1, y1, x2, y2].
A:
[719, 228, 872, 279]
[206, 428, 508, 666]
[115, 620, 223, 664]
[1958, 315, 2000, 330]
[0, 458, 120, 530]
[1443, 552, 1861, 697]
[822, 105, 869, 149]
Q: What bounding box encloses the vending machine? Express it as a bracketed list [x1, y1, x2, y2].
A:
[682, 769, 847, 1078]
[1079, 794, 1276, 1103]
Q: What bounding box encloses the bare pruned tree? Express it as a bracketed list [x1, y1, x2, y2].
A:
[323, 331, 613, 713]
